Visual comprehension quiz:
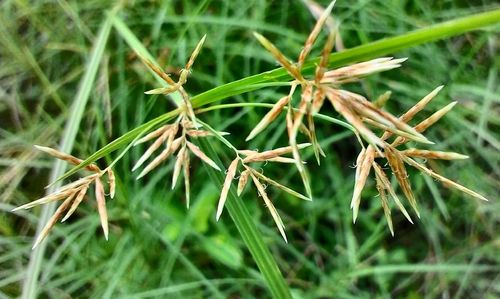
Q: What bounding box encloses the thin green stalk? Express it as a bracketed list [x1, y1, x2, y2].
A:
[21, 14, 114, 299]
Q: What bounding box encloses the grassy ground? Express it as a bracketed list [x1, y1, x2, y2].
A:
[1, 0, 499, 298]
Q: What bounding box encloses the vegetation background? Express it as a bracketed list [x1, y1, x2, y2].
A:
[1, 0, 498, 298]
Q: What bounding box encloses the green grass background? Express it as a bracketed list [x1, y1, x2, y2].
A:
[1, 0, 499, 298]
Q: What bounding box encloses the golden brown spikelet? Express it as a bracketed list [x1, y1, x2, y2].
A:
[32, 194, 75, 249]
[253, 32, 303, 81]
[246, 95, 290, 141]
[400, 149, 469, 160]
[375, 172, 394, 236]
[183, 150, 191, 208]
[402, 156, 488, 201]
[248, 168, 310, 201]
[185, 34, 207, 71]
[249, 173, 287, 242]
[95, 177, 108, 240]
[62, 185, 88, 222]
[384, 146, 419, 217]
[136, 137, 182, 180]
[351, 146, 375, 222]
[34, 145, 100, 172]
[132, 127, 173, 171]
[237, 170, 250, 196]
[372, 163, 414, 224]
[297, 0, 337, 67]
[172, 145, 186, 189]
[107, 169, 115, 199]
[216, 158, 239, 220]
[186, 141, 221, 171]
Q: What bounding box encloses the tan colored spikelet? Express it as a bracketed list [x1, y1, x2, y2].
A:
[375, 171, 394, 236]
[401, 149, 469, 160]
[354, 147, 366, 182]
[237, 170, 250, 196]
[250, 173, 287, 242]
[62, 185, 89, 222]
[183, 150, 191, 208]
[298, 0, 336, 67]
[326, 88, 384, 148]
[186, 130, 228, 137]
[57, 174, 99, 193]
[311, 87, 326, 114]
[351, 146, 375, 222]
[242, 143, 311, 163]
[372, 163, 414, 224]
[246, 95, 290, 141]
[249, 168, 311, 201]
[108, 169, 115, 199]
[400, 85, 444, 123]
[172, 145, 186, 189]
[308, 107, 325, 164]
[144, 85, 181, 95]
[32, 195, 74, 249]
[186, 141, 221, 171]
[322, 57, 406, 83]
[414, 101, 457, 133]
[392, 101, 457, 147]
[34, 145, 100, 172]
[253, 32, 302, 81]
[304, 0, 336, 31]
[402, 156, 488, 201]
[341, 90, 430, 143]
[216, 158, 239, 220]
[385, 146, 419, 217]
[13, 190, 72, 211]
[185, 34, 207, 71]
[315, 29, 336, 83]
[95, 177, 108, 240]
[363, 118, 431, 144]
[140, 57, 176, 85]
[132, 128, 172, 171]
[136, 137, 182, 180]
[134, 125, 169, 145]
[265, 157, 301, 164]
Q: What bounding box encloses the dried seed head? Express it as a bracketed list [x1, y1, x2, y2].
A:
[399, 85, 444, 124]
[216, 158, 239, 220]
[351, 146, 375, 222]
[186, 141, 221, 171]
[246, 95, 290, 141]
[61, 185, 89, 222]
[242, 143, 311, 163]
[172, 145, 186, 189]
[237, 169, 250, 196]
[34, 145, 100, 172]
[185, 34, 207, 71]
[250, 173, 287, 242]
[253, 32, 303, 81]
[375, 172, 394, 236]
[401, 149, 469, 160]
[403, 156, 488, 201]
[372, 163, 414, 224]
[249, 168, 311, 201]
[322, 57, 406, 84]
[183, 150, 191, 208]
[95, 177, 108, 240]
[136, 137, 182, 180]
[134, 125, 170, 146]
[298, 0, 337, 67]
[107, 169, 115, 199]
[32, 194, 74, 249]
[140, 57, 176, 85]
[385, 146, 419, 217]
[132, 127, 173, 172]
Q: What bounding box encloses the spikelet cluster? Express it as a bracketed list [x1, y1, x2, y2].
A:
[13, 146, 115, 248]
[15, 0, 490, 245]
[248, 0, 488, 236]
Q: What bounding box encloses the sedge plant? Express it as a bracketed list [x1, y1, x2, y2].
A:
[11, 1, 499, 298]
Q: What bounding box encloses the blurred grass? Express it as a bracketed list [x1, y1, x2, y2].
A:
[1, 0, 499, 298]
